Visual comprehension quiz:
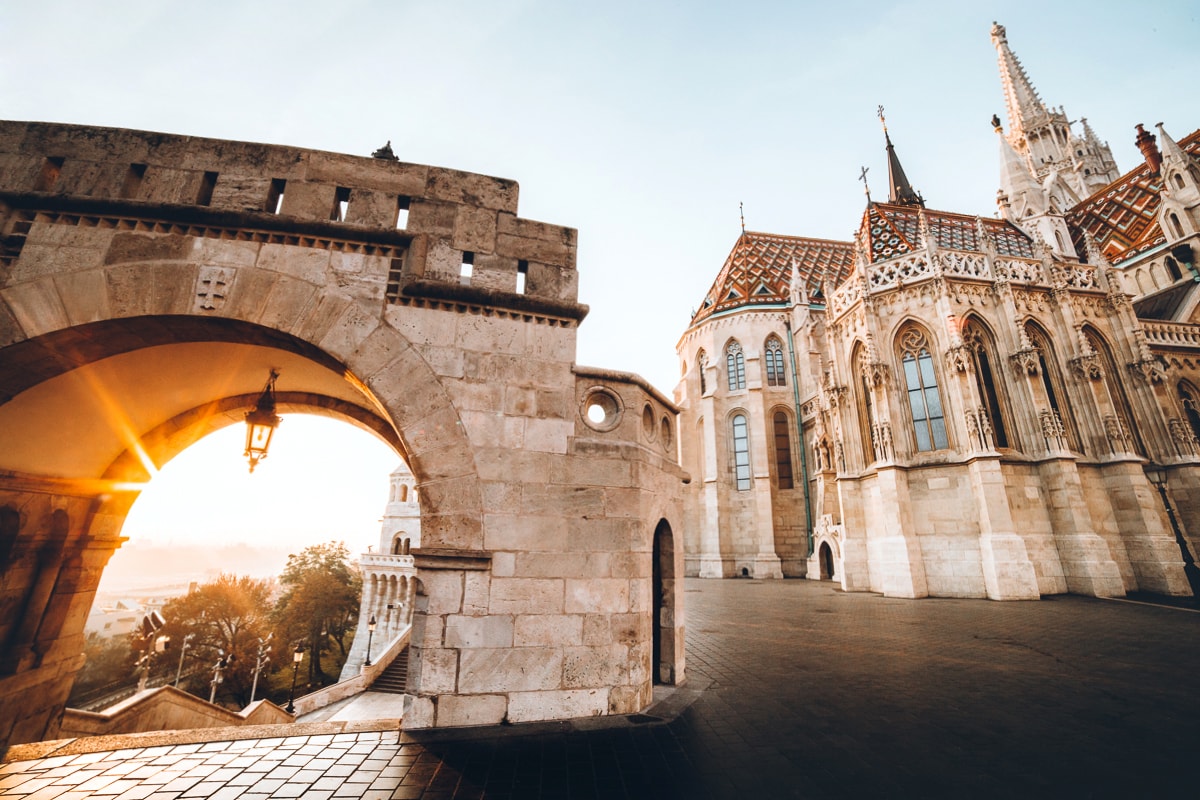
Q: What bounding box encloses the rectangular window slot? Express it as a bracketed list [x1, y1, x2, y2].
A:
[516, 260, 528, 294]
[460, 252, 474, 285]
[34, 157, 65, 192]
[266, 178, 286, 213]
[396, 197, 410, 229]
[197, 171, 218, 206]
[120, 163, 147, 199]
[331, 186, 351, 221]
[385, 257, 404, 303]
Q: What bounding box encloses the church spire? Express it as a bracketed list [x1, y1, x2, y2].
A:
[990, 22, 1047, 149]
[878, 106, 924, 207]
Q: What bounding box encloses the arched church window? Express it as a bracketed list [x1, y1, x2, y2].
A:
[1180, 381, 1200, 443]
[1054, 230, 1066, 252]
[1025, 322, 1080, 452]
[697, 350, 708, 395]
[853, 344, 876, 465]
[1085, 328, 1145, 456]
[773, 411, 794, 489]
[1166, 257, 1182, 282]
[1175, 173, 1186, 190]
[726, 341, 746, 391]
[399, 484, 408, 502]
[963, 320, 1011, 449]
[765, 338, 787, 387]
[731, 413, 751, 490]
[1168, 212, 1184, 239]
[897, 327, 948, 451]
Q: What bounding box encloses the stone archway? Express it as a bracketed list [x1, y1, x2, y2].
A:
[0, 120, 687, 749]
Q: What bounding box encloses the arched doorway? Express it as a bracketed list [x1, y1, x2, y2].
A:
[819, 542, 836, 581]
[652, 519, 676, 685]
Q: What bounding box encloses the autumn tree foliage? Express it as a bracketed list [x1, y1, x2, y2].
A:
[158, 573, 274, 706]
[272, 541, 361, 687]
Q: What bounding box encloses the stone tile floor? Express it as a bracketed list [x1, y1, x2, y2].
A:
[4, 579, 1200, 799]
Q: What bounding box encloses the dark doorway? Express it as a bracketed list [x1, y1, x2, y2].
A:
[652, 519, 675, 685]
[820, 542, 836, 581]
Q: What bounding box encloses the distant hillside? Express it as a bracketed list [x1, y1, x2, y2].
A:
[97, 540, 295, 594]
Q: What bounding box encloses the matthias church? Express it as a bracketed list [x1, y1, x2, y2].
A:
[674, 23, 1200, 600]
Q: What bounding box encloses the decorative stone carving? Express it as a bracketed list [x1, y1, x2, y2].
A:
[945, 344, 973, 373]
[1068, 353, 1103, 380]
[1039, 409, 1067, 451]
[1168, 418, 1198, 456]
[871, 422, 894, 462]
[1127, 359, 1167, 384]
[196, 266, 233, 311]
[1103, 414, 1133, 454]
[1011, 348, 1041, 376]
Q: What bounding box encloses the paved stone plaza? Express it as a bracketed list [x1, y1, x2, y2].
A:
[3, 579, 1199, 798]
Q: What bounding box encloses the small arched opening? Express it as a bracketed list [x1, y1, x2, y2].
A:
[819, 542, 836, 581]
[652, 519, 677, 685]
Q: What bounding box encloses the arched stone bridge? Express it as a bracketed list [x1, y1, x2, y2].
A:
[0, 121, 686, 750]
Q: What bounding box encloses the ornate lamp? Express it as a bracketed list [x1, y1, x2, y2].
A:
[365, 615, 377, 667]
[287, 644, 304, 714]
[244, 369, 281, 473]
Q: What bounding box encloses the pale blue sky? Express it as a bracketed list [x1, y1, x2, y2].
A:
[4, 1, 1197, 554]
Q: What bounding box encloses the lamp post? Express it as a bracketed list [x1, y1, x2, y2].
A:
[1145, 466, 1200, 598]
[209, 651, 233, 705]
[249, 633, 272, 703]
[286, 644, 304, 714]
[244, 369, 281, 473]
[174, 633, 194, 688]
[364, 615, 377, 667]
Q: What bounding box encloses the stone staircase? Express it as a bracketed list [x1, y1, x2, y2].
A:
[369, 646, 409, 695]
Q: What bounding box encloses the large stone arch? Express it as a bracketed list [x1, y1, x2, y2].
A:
[0, 120, 687, 750]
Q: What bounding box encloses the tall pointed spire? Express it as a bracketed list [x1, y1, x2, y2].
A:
[991, 22, 1120, 198]
[878, 106, 924, 207]
[990, 22, 1047, 149]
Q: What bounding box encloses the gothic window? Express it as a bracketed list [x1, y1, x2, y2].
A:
[697, 350, 708, 394]
[731, 413, 751, 490]
[1085, 328, 1145, 456]
[765, 337, 787, 387]
[897, 327, 948, 451]
[726, 341, 746, 391]
[1166, 257, 1182, 282]
[853, 344, 876, 465]
[773, 411, 794, 489]
[1025, 322, 1080, 452]
[1180, 381, 1200, 442]
[1168, 212, 1184, 239]
[963, 320, 1011, 449]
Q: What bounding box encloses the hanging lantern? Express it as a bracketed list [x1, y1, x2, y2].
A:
[244, 369, 281, 473]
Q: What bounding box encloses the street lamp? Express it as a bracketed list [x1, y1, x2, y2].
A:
[249, 633, 272, 703]
[286, 644, 304, 714]
[244, 369, 281, 473]
[209, 651, 233, 704]
[1145, 465, 1200, 597]
[364, 615, 377, 667]
[174, 633, 194, 688]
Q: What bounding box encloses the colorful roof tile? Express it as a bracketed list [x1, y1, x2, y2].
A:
[860, 203, 1036, 263]
[1066, 130, 1200, 264]
[691, 232, 854, 325]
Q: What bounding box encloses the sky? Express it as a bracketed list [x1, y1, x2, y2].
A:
[4, 1, 1198, 564]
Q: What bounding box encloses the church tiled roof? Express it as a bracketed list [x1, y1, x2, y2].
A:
[860, 203, 1036, 263]
[690, 231, 854, 325]
[1066, 129, 1200, 265]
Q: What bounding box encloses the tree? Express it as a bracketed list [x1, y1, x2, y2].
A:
[158, 574, 275, 706]
[68, 632, 136, 706]
[272, 541, 361, 687]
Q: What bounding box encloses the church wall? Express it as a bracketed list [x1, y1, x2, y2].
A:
[1001, 462, 1067, 595]
[904, 466, 986, 598]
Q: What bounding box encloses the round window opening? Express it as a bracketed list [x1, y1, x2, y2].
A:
[582, 387, 623, 432]
[642, 404, 656, 441]
[661, 415, 673, 450]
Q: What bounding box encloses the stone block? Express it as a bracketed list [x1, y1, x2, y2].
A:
[483, 515, 567, 553]
[425, 168, 518, 213]
[506, 689, 606, 723]
[524, 418, 571, 454]
[436, 694, 507, 728]
[462, 571, 490, 616]
[565, 578, 629, 614]
[513, 615, 583, 647]
[444, 615, 513, 649]
[413, 646, 458, 694]
[56, 270, 111, 326]
[491, 551, 516, 577]
[487, 577, 564, 615]
[402, 695, 435, 729]
[257, 243, 331, 284]
[561, 644, 625, 688]
[420, 571, 464, 615]
[458, 648, 562, 693]
[513, 552, 606, 579]
[452, 205, 498, 255]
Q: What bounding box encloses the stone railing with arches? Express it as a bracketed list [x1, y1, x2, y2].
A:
[1142, 321, 1200, 349]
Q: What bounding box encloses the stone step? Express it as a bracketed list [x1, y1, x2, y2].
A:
[369, 647, 409, 695]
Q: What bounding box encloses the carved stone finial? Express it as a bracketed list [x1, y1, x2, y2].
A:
[372, 140, 399, 161]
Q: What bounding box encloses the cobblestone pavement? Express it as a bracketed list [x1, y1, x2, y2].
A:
[4, 579, 1199, 799]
